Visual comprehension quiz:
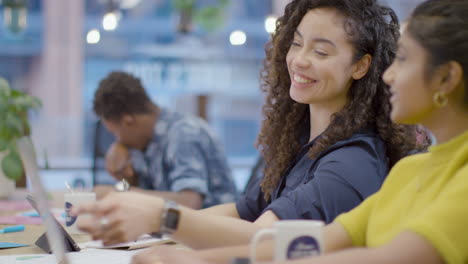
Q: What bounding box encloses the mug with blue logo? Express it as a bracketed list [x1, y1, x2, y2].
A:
[64, 192, 96, 234]
[250, 220, 324, 263]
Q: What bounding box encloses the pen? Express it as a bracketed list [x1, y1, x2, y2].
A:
[0, 225, 25, 233]
[21, 211, 40, 217]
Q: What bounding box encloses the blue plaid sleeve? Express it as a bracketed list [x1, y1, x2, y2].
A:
[165, 136, 209, 196]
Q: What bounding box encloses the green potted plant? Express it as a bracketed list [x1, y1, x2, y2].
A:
[173, 0, 229, 33]
[0, 77, 41, 198]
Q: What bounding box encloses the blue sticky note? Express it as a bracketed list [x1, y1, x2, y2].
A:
[21, 211, 40, 217]
[0, 242, 29, 249]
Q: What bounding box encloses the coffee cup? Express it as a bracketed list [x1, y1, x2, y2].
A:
[64, 192, 96, 234]
[250, 220, 324, 263]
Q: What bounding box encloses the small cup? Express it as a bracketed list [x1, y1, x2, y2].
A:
[250, 220, 324, 263]
[64, 192, 96, 234]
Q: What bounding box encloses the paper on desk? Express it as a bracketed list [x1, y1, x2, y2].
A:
[79, 234, 173, 250]
[0, 216, 43, 225]
[0, 208, 65, 225]
[0, 248, 144, 264]
[0, 200, 32, 212]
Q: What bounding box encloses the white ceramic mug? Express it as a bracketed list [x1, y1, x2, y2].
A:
[64, 192, 96, 234]
[250, 220, 324, 263]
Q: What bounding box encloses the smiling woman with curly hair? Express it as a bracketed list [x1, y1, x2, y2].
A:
[237, 0, 424, 224]
[256, 0, 422, 203]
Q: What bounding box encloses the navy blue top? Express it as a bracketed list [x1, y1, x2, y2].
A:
[236, 129, 388, 223]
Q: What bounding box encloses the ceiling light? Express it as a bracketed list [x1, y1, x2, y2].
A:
[229, 30, 246, 46]
[102, 12, 118, 31]
[87, 29, 101, 44]
[264, 15, 277, 34]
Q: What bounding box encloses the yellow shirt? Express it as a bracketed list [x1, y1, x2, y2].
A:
[336, 129, 468, 264]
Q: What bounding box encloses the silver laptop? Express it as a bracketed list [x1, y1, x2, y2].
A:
[17, 138, 142, 264]
[17, 137, 69, 264]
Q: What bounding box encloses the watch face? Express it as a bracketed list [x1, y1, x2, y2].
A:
[165, 208, 180, 230]
[230, 258, 251, 264]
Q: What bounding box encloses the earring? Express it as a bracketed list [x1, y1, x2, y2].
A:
[433, 91, 448, 108]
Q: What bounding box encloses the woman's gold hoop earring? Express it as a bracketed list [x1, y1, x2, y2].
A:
[433, 91, 448, 108]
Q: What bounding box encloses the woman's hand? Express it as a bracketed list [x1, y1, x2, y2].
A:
[93, 185, 117, 200]
[74, 192, 164, 245]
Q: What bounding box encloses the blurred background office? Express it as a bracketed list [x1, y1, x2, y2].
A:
[0, 0, 425, 191]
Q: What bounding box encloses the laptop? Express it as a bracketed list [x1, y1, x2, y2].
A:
[26, 194, 81, 253]
[17, 137, 70, 264]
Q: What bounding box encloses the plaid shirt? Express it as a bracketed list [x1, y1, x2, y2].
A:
[130, 108, 237, 207]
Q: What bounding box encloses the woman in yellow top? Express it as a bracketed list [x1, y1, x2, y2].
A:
[130, 0, 468, 263]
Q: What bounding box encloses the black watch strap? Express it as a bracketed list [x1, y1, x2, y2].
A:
[230, 257, 251, 264]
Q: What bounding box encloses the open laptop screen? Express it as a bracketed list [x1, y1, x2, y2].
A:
[17, 137, 70, 264]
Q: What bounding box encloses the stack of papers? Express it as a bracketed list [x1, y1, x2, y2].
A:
[78, 234, 173, 250]
[0, 248, 145, 264]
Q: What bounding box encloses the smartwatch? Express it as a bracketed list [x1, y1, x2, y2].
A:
[230, 258, 250, 264]
[160, 200, 180, 236]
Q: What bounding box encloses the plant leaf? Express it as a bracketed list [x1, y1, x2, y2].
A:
[0, 77, 11, 97]
[20, 115, 31, 136]
[218, 0, 229, 8]
[0, 126, 13, 141]
[0, 138, 8, 151]
[5, 112, 24, 136]
[30, 97, 42, 108]
[0, 76, 42, 159]
[195, 7, 224, 32]
[1, 147, 23, 181]
[173, 0, 195, 10]
[10, 89, 27, 98]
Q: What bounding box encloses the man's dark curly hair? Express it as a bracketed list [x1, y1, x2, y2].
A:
[93, 71, 155, 121]
[258, 0, 425, 200]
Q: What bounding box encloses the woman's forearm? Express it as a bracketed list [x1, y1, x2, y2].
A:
[172, 207, 262, 249]
[201, 203, 240, 218]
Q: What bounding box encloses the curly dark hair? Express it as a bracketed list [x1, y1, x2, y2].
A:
[258, 0, 424, 200]
[407, 0, 468, 106]
[93, 71, 155, 121]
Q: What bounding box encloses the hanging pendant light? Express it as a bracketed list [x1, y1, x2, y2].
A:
[2, 0, 28, 36]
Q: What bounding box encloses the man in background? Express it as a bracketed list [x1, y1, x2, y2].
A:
[93, 71, 237, 209]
